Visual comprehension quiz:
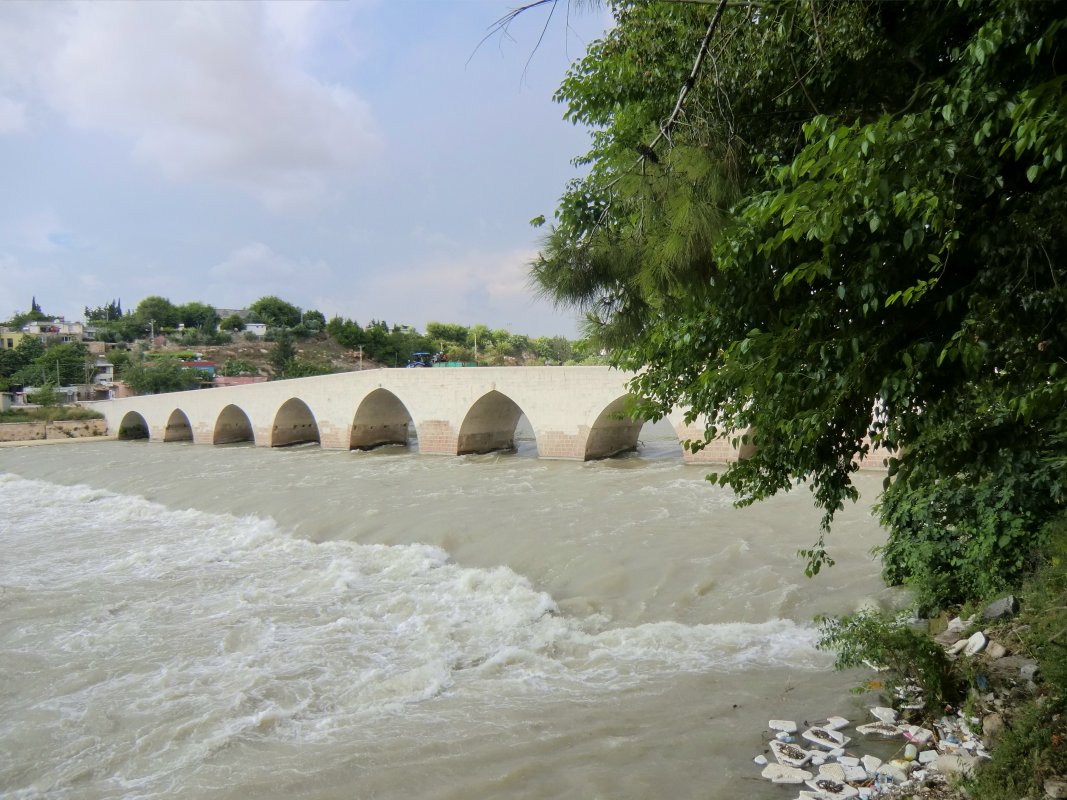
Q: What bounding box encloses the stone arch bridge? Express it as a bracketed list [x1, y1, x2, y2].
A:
[89, 366, 750, 463]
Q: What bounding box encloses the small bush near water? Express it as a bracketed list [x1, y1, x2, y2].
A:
[817, 609, 961, 714]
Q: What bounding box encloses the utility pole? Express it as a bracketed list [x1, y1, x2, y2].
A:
[358, 345, 363, 371]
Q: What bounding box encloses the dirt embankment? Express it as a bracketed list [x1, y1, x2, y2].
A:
[169, 335, 384, 375]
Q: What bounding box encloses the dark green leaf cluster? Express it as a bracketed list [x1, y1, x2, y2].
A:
[536, 0, 1067, 605]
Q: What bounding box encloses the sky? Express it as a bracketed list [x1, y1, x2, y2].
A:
[0, 1, 609, 337]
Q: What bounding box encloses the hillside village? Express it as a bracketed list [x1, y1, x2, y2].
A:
[0, 295, 594, 407]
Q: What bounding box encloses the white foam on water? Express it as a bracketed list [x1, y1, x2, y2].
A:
[0, 473, 832, 797]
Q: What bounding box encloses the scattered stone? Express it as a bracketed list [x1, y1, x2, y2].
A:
[1020, 660, 1042, 682]
[947, 638, 969, 656]
[935, 753, 976, 777]
[904, 743, 918, 761]
[982, 712, 1004, 745]
[769, 719, 797, 733]
[761, 763, 813, 783]
[934, 628, 963, 647]
[946, 615, 968, 632]
[870, 706, 898, 724]
[918, 749, 939, 764]
[962, 630, 988, 656]
[984, 640, 1007, 659]
[981, 594, 1018, 620]
[1045, 778, 1067, 799]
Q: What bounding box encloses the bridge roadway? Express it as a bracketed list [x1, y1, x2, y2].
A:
[89, 366, 751, 463]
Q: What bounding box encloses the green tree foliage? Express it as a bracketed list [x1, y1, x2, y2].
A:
[302, 309, 326, 331]
[134, 296, 179, 329]
[5, 298, 51, 328]
[248, 296, 301, 328]
[533, 0, 1067, 606]
[123, 357, 201, 394]
[426, 322, 469, 349]
[84, 300, 122, 321]
[325, 315, 364, 348]
[176, 301, 219, 331]
[12, 342, 89, 387]
[27, 380, 60, 407]
[219, 359, 259, 377]
[219, 313, 245, 332]
[269, 329, 298, 377]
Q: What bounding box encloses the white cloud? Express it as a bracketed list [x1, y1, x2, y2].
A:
[3, 1, 380, 209]
[209, 242, 334, 305]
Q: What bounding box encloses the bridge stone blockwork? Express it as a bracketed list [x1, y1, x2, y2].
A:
[90, 366, 753, 463]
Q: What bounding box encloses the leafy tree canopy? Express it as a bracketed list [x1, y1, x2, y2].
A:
[124, 357, 202, 395]
[134, 296, 179, 329]
[85, 300, 122, 322]
[533, 0, 1067, 607]
[219, 314, 245, 332]
[176, 301, 219, 331]
[249, 296, 302, 328]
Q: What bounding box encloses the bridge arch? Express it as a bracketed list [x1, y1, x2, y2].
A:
[271, 398, 320, 447]
[163, 408, 193, 442]
[457, 390, 526, 455]
[213, 404, 255, 445]
[117, 410, 149, 440]
[584, 395, 645, 460]
[350, 388, 413, 450]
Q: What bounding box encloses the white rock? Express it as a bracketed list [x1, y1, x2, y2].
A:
[761, 763, 813, 784]
[918, 749, 939, 764]
[985, 640, 1007, 659]
[861, 754, 882, 773]
[904, 743, 918, 761]
[936, 753, 976, 777]
[947, 615, 968, 633]
[948, 638, 969, 655]
[870, 706, 898, 724]
[753, 754, 768, 766]
[769, 719, 798, 733]
[824, 715, 849, 731]
[963, 630, 988, 656]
